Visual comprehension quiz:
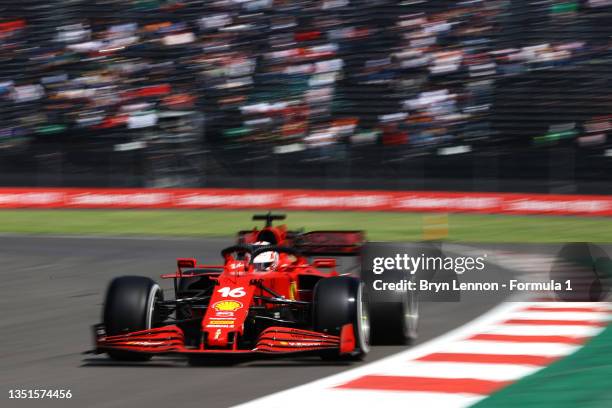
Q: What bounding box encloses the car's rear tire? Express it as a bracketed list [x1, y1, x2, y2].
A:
[313, 276, 370, 360]
[361, 242, 422, 345]
[103, 276, 163, 361]
[369, 289, 418, 345]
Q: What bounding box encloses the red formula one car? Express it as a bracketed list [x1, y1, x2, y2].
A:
[93, 234, 373, 363]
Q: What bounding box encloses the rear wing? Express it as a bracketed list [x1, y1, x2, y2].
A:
[252, 212, 286, 227]
[294, 231, 365, 256]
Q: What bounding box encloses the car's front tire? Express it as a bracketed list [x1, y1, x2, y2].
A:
[313, 276, 370, 360]
[103, 276, 163, 361]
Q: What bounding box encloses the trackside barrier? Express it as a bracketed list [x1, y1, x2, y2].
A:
[0, 188, 610, 216]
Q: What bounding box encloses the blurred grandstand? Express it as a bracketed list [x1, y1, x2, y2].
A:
[0, 0, 610, 192]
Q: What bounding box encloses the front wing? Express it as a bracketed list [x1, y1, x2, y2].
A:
[92, 324, 356, 357]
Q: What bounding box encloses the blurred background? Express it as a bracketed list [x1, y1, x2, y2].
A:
[0, 0, 611, 192]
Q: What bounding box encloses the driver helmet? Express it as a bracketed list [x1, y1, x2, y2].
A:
[251, 241, 279, 272]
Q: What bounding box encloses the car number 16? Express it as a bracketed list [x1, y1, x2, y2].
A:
[217, 287, 246, 297]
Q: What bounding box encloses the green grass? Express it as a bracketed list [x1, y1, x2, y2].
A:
[0, 209, 611, 242]
[474, 324, 612, 408]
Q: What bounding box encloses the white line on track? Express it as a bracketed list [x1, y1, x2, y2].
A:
[442, 340, 579, 356]
[481, 324, 605, 337]
[294, 389, 485, 408]
[507, 311, 612, 321]
[373, 361, 538, 381]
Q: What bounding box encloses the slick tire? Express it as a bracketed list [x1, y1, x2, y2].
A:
[103, 276, 163, 361]
[313, 276, 370, 360]
[361, 242, 421, 345]
[369, 290, 419, 345]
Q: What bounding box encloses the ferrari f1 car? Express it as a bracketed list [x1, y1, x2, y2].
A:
[92, 214, 418, 363]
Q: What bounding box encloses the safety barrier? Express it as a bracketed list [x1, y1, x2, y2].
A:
[0, 188, 610, 216]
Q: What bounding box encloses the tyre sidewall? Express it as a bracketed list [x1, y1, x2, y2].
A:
[102, 276, 161, 361]
[313, 276, 369, 356]
[104, 276, 160, 335]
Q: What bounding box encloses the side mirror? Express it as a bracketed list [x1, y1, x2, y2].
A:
[177, 258, 197, 269]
